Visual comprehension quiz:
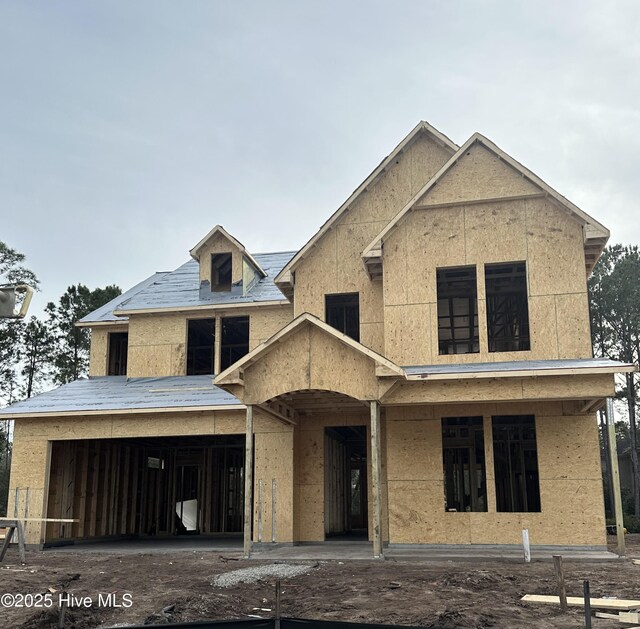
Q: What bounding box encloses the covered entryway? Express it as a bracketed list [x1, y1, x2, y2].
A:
[45, 435, 245, 544]
[214, 312, 405, 557]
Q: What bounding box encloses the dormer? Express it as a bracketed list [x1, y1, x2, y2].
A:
[189, 225, 267, 297]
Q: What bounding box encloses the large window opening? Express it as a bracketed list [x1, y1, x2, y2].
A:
[325, 293, 360, 342]
[437, 266, 479, 354]
[211, 253, 232, 292]
[220, 316, 249, 371]
[442, 417, 487, 512]
[107, 332, 128, 376]
[186, 319, 215, 375]
[492, 415, 541, 512]
[485, 262, 530, 352]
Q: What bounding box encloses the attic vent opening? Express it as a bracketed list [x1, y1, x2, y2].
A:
[211, 253, 232, 292]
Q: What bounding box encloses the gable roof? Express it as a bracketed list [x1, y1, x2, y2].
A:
[214, 312, 405, 385]
[190, 225, 267, 278]
[362, 133, 610, 278]
[273, 121, 458, 294]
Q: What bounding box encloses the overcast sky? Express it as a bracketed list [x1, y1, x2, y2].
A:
[1, 1, 639, 314]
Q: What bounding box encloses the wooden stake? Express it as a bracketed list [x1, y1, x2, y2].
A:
[275, 578, 281, 629]
[552, 555, 567, 612]
[583, 580, 592, 629]
[606, 398, 626, 556]
[271, 479, 277, 543]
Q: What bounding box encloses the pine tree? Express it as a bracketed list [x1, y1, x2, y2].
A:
[47, 284, 121, 384]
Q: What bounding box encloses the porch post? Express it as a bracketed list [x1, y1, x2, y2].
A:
[605, 398, 626, 556]
[370, 400, 383, 558]
[244, 404, 254, 558]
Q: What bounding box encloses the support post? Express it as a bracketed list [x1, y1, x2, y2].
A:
[243, 404, 254, 558]
[606, 398, 626, 557]
[370, 400, 383, 558]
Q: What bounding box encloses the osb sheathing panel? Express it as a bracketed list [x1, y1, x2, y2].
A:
[127, 314, 186, 377]
[13, 410, 245, 441]
[419, 143, 539, 206]
[464, 200, 529, 264]
[250, 306, 294, 350]
[386, 419, 441, 481]
[254, 429, 295, 542]
[555, 293, 593, 359]
[294, 134, 452, 331]
[243, 325, 383, 404]
[525, 197, 587, 296]
[197, 231, 243, 284]
[360, 322, 385, 355]
[384, 304, 431, 365]
[536, 415, 602, 481]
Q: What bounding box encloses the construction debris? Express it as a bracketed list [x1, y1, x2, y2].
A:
[521, 594, 640, 611]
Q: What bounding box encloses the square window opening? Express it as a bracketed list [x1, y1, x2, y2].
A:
[485, 262, 530, 352]
[325, 293, 360, 342]
[437, 266, 479, 355]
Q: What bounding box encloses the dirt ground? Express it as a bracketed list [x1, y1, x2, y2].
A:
[0, 536, 638, 629]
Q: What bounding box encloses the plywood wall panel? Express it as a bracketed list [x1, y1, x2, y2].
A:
[250, 306, 294, 349]
[384, 304, 431, 365]
[555, 293, 592, 359]
[419, 144, 539, 207]
[525, 198, 587, 296]
[464, 200, 528, 264]
[386, 419, 441, 481]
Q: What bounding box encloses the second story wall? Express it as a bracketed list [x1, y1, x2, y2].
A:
[89, 324, 129, 376]
[382, 158, 591, 366]
[124, 304, 294, 377]
[293, 131, 453, 354]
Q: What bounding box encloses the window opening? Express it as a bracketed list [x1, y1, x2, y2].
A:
[442, 416, 487, 512]
[485, 262, 530, 352]
[437, 266, 479, 354]
[325, 293, 360, 342]
[492, 415, 541, 512]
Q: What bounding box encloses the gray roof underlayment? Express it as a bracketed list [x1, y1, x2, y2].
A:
[403, 357, 635, 378]
[113, 251, 295, 314]
[78, 251, 295, 323]
[0, 376, 243, 417]
[1, 358, 632, 418]
[77, 272, 171, 324]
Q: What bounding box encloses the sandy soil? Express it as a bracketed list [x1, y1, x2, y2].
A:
[0, 536, 637, 629]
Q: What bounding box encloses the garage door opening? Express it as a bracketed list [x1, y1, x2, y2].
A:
[324, 426, 368, 539]
[45, 435, 245, 544]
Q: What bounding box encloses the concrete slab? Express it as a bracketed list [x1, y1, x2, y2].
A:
[45, 536, 243, 554]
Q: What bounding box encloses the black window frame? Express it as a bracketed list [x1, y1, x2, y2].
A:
[325, 292, 360, 342]
[485, 262, 531, 353]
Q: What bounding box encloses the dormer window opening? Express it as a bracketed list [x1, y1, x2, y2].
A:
[211, 253, 232, 292]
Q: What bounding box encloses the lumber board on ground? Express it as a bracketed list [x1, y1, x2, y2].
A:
[521, 595, 640, 611]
